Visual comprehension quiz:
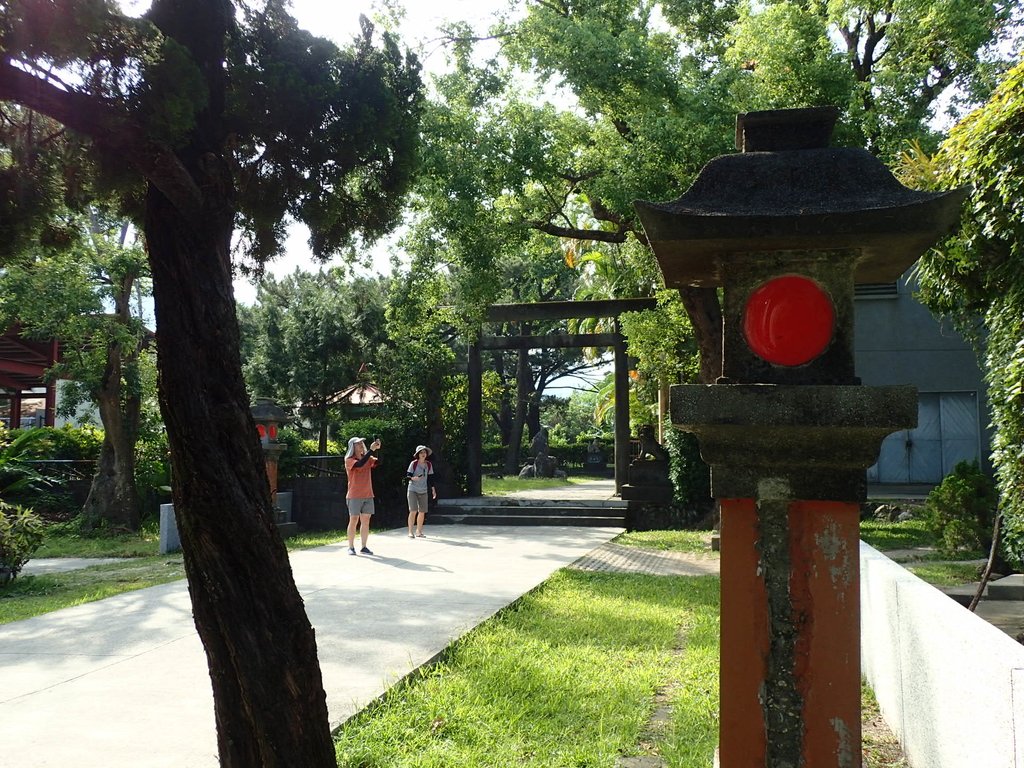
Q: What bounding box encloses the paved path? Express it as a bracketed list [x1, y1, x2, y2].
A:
[20, 557, 124, 576]
[571, 541, 719, 577]
[1, 525, 630, 768]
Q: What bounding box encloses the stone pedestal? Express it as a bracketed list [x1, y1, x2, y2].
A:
[673, 382, 915, 766]
[159, 503, 180, 555]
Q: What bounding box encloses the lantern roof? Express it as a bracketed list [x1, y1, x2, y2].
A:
[634, 107, 967, 287]
[250, 397, 287, 423]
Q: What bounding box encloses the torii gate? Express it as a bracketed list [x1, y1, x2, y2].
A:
[465, 297, 657, 496]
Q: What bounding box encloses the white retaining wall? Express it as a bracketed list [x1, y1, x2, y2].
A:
[861, 541, 1024, 768]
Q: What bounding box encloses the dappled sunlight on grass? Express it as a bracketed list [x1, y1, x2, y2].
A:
[859, 518, 935, 550]
[481, 475, 592, 495]
[906, 561, 983, 586]
[0, 556, 186, 624]
[615, 529, 716, 554]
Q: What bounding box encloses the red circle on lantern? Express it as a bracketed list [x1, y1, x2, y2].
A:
[269, 424, 278, 439]
[256, 424, 267, 438]
[743, 275, 835, 366]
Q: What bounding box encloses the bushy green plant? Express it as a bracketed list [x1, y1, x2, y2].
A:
[0, 427, 54, 498]
[0, 502, 45, 581]
[134, 429, 170, 496]
[923, 461, 999, 555]
[664, 429, 713, 526]
[33, 425, 103, 460]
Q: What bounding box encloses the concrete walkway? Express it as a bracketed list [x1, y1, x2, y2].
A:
[0, 525, 625, 768]
[20, 557, 124, 576]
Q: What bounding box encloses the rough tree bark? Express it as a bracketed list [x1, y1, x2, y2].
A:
[504, 335, 533, 475]
[139, 2, 336, 763]
[81, 269, 143, 531]
[678, 286, 723, 384]
[81, 353, 141, 531]
[145, 173, 335, 765]
[425, 367, 457, 496]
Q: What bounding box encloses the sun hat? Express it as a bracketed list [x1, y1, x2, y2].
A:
[345, 437, 366, 458]
[412, 444, 433, 458]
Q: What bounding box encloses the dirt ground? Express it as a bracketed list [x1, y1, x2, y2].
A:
[862, 697, 909, 767]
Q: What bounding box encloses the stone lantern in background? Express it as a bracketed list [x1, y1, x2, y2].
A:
[250, 397, 287, 522]
[635, 107, 966, 767]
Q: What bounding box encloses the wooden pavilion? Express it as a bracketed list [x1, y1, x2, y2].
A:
[0, 325, 59, 428]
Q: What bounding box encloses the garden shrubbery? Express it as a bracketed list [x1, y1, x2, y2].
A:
[664, 429, 714, 527]
[924, 460, 999, 555]
[0, 501, 45, 581]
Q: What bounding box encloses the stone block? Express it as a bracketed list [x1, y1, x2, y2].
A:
[159, 503, 180, 555]
[987, 573, 1024, 600]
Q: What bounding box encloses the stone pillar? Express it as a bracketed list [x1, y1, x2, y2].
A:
[635, 106, 966, 766]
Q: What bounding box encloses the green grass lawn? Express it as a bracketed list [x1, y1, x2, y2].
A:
[616, 529, 717, 555]
[0, 556, 187, 624]
[480, 475, 594, 495]
[858, 517, 936, 551]
[334, 570, 721, 768]
[34, 522, 163, 558]
[859, 518, 986, 572]
[5, 524, 904, 765]
[333, 565, 899, 768]
[905, 561, 984, 586]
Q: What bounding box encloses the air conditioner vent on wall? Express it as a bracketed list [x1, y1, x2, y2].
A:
[855, 282, 899, 298]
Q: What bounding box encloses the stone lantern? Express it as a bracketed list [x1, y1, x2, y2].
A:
[634, 107, 966, 767]
[250, 397, 287, 519]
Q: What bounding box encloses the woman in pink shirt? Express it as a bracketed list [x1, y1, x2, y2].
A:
[345, 436, 380, 555]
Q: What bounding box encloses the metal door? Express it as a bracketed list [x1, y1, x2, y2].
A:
[868, 392, 980, 484]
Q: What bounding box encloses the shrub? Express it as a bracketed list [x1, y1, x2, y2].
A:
[135, 429, 170, 496]
[0, 427, 54, 498]
[34, 425, 103, 460]
[664, 429, 714, 527]
[923, 460, 999, 555]
[0, 502, 45, 581]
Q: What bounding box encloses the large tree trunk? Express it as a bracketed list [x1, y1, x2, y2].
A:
[492, 352, 512, 446]
[81, 376, 141, 530]
[526, 375, 541, 441]
[145, 179, 335, 766]
[425, 367, 456, 496]
[317, 399, 329, 456]
[504, 343, 532, 475]
[678, 286, 723, 384]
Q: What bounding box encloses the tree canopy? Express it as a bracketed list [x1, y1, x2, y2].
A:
[916, 57, 1024, 564]
[402, 0, 1014, 382]
[0, 209, 153, 530]
[239, 270, 390, 452]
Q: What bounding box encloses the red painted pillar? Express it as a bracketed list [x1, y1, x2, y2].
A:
[719, 497, 767, 766]
[10, 391, 22, 428]
[719, 497, 862, 767]
[790, 500, 861, 768]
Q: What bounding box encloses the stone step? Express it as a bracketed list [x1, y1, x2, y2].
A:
[940, 573, 1024, 606]
[438, 498, 626, 509]
[435, 504, 623, 518]
[430, 513, 626, 527]
[987, 574, 1024, 600]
